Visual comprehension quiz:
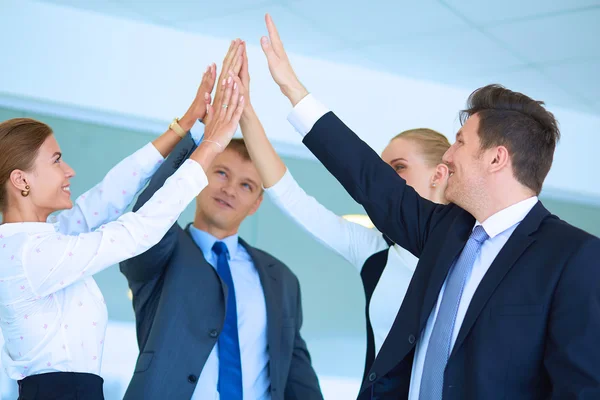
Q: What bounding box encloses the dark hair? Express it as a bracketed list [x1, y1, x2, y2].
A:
[226, 138, 251, 161]
[0, 118, 53, 210]
[460, 84, 560, 195]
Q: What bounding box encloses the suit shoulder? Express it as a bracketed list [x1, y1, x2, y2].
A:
[250, 247, 300, 282]
[539, 214, 600, 252]
[541, 214, 598, 240]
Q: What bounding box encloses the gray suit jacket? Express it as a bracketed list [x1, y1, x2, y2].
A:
[119, 134, 323, 400]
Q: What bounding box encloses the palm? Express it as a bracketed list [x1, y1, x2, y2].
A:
[213, 40, 244, 105]
[239, 44, 252, 105]
[196, 65, 217, 119]
[260, 14, 306, 104]
[267, 57, 289, 88]
[198, 77, 214, 100]
[204, 75, 245, 147]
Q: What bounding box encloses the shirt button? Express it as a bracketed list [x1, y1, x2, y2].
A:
[188, 374, 197, 383]
[209, 329, 218, 338]
[408, 334, 416, 344]
[368, 372, 377, 382]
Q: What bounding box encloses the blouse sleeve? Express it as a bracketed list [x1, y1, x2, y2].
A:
[22, 160, 206, 297]
[49, 143, 164, 235]
[266, 169, 389, 271]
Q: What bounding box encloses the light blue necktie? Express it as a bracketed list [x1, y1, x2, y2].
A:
[419, 225, 489, 399]
[213, 241, 243, 399]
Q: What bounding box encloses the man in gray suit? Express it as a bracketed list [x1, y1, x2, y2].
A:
[119, 132, 323, 400]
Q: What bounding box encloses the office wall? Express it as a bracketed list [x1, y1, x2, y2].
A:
[1, 106, 599, 398]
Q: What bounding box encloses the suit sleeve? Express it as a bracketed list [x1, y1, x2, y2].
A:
[301, 111, 449, 258]
[284, 279, 324, 400]
[545, 237, 600, 398]
[119, 134, 197, 283]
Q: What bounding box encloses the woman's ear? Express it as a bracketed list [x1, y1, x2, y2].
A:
[9, 169, 29, 192]
[431, 163, 449, 187]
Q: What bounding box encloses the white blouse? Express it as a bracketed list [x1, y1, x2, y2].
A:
[266, 169, 417, 356]
[0, 143, 208, 380]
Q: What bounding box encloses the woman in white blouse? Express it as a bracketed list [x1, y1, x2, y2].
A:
[0, 61, 245, 398]
[235, 53, 450, 380]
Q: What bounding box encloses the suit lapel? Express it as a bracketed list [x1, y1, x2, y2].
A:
[449, 201, 549, 358]
[178, 225, 228, 343]
[239, 239, 282, 382]
[182, 224, 226, 293]
[367, 213, 474, 384]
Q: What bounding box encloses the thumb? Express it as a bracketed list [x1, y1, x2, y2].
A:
[205, 103, 214, 123]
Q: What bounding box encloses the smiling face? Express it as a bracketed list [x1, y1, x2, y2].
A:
[7, 135, 75, 221]
[195, 147, 263, 237]
[442, 114, 489, 209]
[17, 134, 76, 217]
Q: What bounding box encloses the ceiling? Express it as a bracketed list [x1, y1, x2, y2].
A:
[33, 0, 600, 115]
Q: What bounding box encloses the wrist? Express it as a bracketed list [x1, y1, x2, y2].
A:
[179, 113, 197, 133]
[191, 141, 221, 169]
[240, 104, 256, 121]
[282, 83, 309, 107]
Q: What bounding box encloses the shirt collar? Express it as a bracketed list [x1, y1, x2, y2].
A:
[188, 225, 239, 260]
[475, 196, 538, 239]
[0, 222, 56, 238]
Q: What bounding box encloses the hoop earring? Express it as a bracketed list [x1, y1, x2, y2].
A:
[21, 185, 30, 197]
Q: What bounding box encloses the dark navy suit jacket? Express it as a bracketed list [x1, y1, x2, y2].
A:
[303, 111, 600, 400]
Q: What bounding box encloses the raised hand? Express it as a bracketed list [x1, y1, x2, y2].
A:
[210, 39, 245, 118]
[202, 75, 245, 151]
[260, 13, 308, 106]
[238, 41, 254, 115]
[205, 42, 252, 115]
[151, 63, 218, 158]
[190, 75, 244, 170]
[181, 63, 217, 126]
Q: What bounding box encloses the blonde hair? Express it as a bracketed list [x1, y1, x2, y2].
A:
[391, 128, 450, 168]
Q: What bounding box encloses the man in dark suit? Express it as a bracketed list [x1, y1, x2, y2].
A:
[256, 14, 600, 400]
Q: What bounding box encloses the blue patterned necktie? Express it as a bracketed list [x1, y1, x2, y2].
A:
[212, 241, 243, 399]
[419, 225, 489, 399]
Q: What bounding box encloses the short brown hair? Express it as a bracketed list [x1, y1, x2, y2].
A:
[225, 138, 251, 161]
[0, 118, 53, 210]
[392, 128, 450, 168]
[460, 84, 560, 195]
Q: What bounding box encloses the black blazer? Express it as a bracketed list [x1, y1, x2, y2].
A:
[119, 134, 323, 400]
[303, 111, 600, 400]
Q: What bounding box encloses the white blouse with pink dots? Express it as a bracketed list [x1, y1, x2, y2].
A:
[0, 142, 208, 381]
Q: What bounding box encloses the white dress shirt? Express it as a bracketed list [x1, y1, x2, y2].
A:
[188, 227, 270, 400]
[0, 143, 208, 381]
[407, 196, 537, 399]
[266, 162, 417, 356]
[286, 94, 538, 397]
